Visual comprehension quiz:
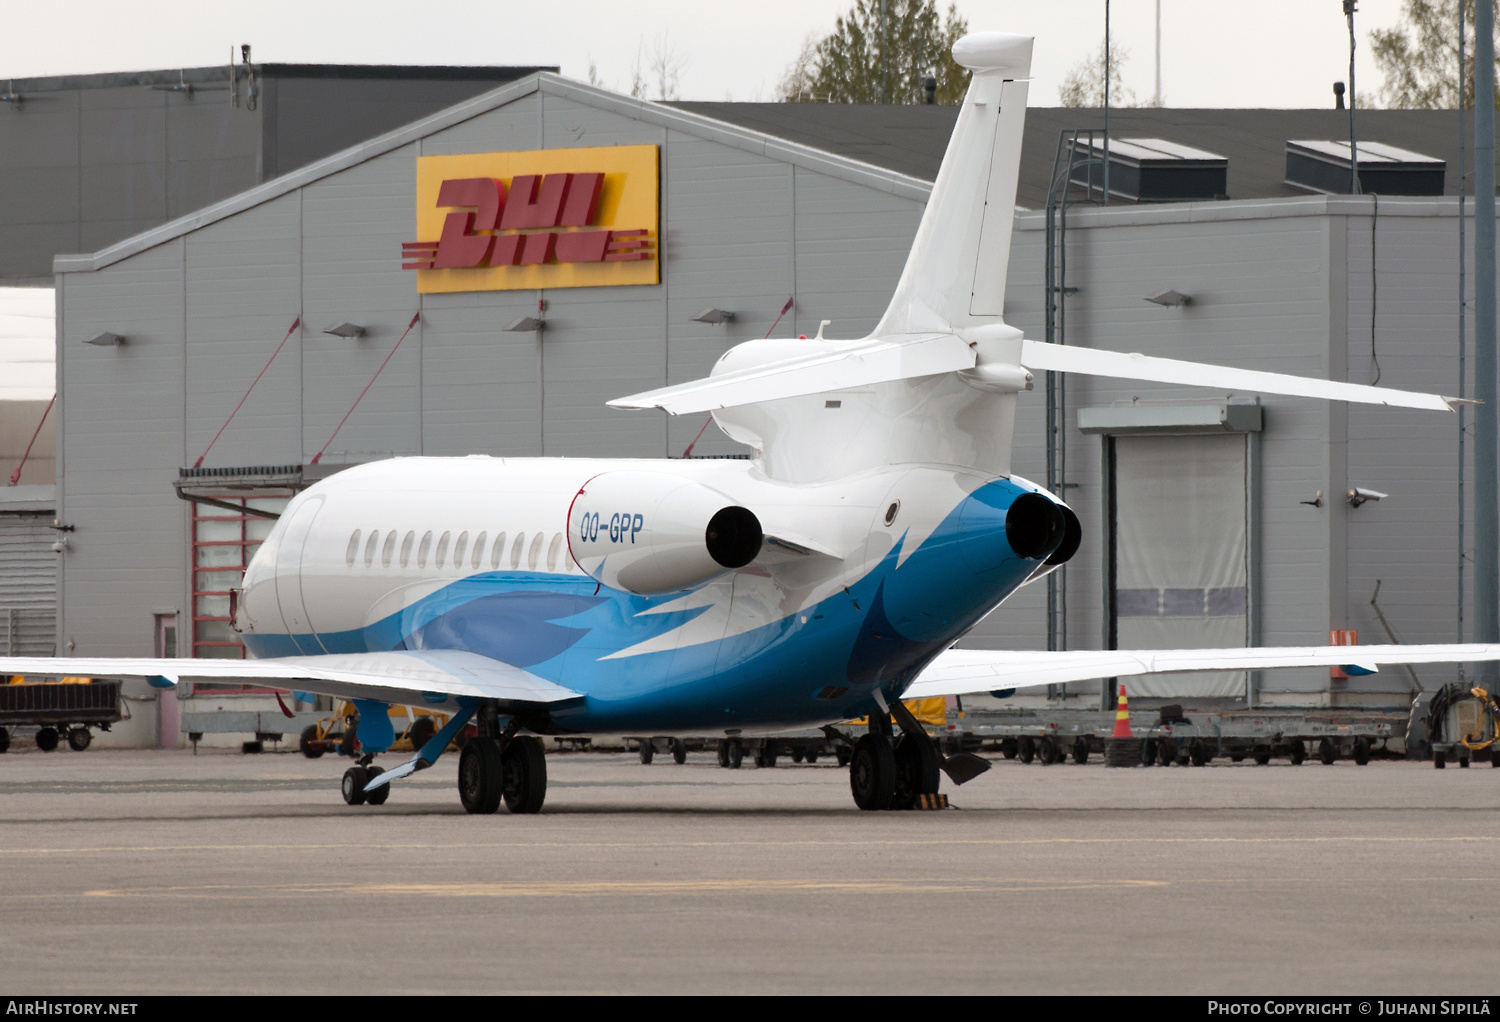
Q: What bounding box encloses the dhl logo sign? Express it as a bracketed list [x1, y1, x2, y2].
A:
[404, 145, 659, 293]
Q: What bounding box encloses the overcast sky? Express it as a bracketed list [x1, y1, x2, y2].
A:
[6, 0, 1421, 109]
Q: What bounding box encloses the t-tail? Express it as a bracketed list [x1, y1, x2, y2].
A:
[609, 30, 1464, 457]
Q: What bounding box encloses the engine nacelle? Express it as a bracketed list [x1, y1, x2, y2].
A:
[568, 471, 763, 595]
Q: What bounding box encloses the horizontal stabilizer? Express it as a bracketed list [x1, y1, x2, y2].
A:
[1019, 339, 1459, 413]
[608, 333, 974, 414]
[903, 643, 1500, 700]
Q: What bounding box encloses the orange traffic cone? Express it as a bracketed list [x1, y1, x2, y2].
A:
[1112, 684, 1133, 738]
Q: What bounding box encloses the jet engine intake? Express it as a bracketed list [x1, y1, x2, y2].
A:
[569, 471, 762, 595]
[1004, 492, 1066, 561]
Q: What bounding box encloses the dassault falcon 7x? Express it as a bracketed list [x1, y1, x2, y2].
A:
[6, 32, 1496, 812]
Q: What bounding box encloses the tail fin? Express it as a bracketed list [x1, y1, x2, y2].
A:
[875, 32, 1033, 336]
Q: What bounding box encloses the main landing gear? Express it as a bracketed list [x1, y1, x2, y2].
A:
[843, 699, 992, 811]
[337, 700, 548, 814]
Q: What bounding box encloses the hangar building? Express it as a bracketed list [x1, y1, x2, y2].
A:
[13, 69, 1491, 745]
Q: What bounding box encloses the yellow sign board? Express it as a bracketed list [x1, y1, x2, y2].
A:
[405, 145, 659, 294]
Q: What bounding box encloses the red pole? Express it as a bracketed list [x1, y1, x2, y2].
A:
[8, 393, 56, 487]
[311, 313, 421, 466]
[192, 317, 300, 469]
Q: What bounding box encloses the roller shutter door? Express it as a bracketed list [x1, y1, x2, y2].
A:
[0, 513, 57, 656]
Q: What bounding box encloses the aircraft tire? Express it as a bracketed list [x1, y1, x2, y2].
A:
[672, 739, 686, 764]
[458, 739, 503, 814]
[365, 769, 390, 806]
[503, 735, 548, 814]
[890, 734, 941, 810]
[850, 734, 896, 811]
[341, 767, 369, 806]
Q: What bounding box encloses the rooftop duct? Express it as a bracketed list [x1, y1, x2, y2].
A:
[1068, 137, 1228, 203]
[1285, 140, 1445, 196]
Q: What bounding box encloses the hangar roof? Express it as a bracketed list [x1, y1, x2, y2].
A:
[673, 103, 1482, 207]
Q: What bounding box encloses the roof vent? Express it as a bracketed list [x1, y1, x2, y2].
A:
[1285, 140, 1445, 195]
[1068, 137, 1228, 203]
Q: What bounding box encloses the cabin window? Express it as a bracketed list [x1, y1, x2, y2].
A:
[547, 533, 562, 572]
[400, 530, 415, 568]
[346, 530, 361, 568]
[453, 531, 469, 569]
[383, 531, 398, 568]
[491, 532, 507, 569]
[472, 531, 487, 569]
[511, 532, 526, 569]
[418, 530, 434, 568]
[528, 533, 544, 570]
[435, 531, 451, 569]
[364, 530, 380, 568]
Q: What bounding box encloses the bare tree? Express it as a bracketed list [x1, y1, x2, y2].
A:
[776, 32, 822, 102]
[1371, 0, 1500, 108]
[1058, 42, 1136, 108]
[646, 33, 687, 101]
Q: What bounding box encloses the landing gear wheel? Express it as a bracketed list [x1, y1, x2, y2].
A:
[1072, 738, 1090, 765]
[850, 734, 896, 811]
[639, 740, 654, 765]
[342, 766, 369, 806]
[1287, 740, 1305, 766]
[67, 727, 91, 752]
[1319, 738, 1337, 765]
[458, 739, 503, 814]
[300, 724, 324, 759]
[890, 734, 941, 810]
[502, 736, 547, 814]
[726, 738, 743, 769]
[672, 738, 686, 765]
[365, 768, 390, 806]
[716, 740, 730, 768]
[1017, 736, 1036, 764]
[35, 727, 58, 752]
[407, 716, 437, 752]
[1352, 736, 1371, 766]
[835, 744, 851, 767]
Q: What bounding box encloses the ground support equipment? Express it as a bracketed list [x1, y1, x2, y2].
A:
[0, 680, 121, 753]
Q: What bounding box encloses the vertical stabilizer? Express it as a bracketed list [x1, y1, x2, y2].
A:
[874, 33, 1033, 336]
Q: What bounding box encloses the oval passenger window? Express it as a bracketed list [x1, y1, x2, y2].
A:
[547, 532, 562, 572]
[364, 530, 379, 568]
[435, 530, 451, 569]
[346, 530, 361, 568]
[511, 533, 526, 570]
[453, 531, 469, 569]
[472, 531, 487, 569]
[400, 531, 415, 568]
[383, 531, 397, 568]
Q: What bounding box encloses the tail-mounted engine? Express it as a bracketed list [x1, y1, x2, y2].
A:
[568, 471, 763, 595]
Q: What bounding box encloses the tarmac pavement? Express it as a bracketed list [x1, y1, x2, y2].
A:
[0, 744, 1496, 995]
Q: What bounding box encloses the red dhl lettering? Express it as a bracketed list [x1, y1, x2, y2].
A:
[402, 172, 653, 271]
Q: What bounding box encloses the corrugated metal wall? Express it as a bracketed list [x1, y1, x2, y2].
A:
[0, 514, 56, 656]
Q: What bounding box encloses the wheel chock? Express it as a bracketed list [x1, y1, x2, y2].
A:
[915, 793, 949, 810]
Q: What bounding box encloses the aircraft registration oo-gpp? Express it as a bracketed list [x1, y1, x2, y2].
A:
[7, 31, 1499, 813]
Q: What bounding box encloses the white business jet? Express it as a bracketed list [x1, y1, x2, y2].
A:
[4, 32, 1493, 812]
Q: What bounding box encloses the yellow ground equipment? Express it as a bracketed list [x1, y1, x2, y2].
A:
[299, 701, 457, 758]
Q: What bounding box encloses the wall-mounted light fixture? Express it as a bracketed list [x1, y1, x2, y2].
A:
[691, 308, 735, 325]
[323, 322, 365, 338]
[84, 332, 125, 346]
[504, 317, 544, 332]
[1144, 289, 1192, 307]
[1347, 487, 1387, 508]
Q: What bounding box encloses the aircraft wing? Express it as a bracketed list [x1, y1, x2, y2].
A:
[607, 333, 973, 414]
[0, 649, 583, 711]
[902, 643, 1500, 699]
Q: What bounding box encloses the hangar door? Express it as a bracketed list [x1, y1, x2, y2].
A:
[0, 512, 57, 656]
[1108, 433, 1251, 699]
